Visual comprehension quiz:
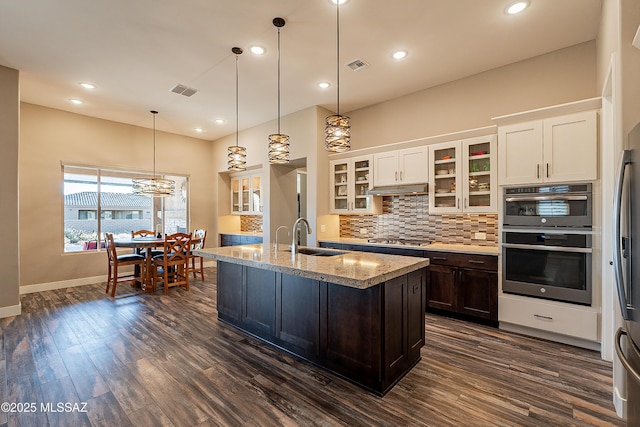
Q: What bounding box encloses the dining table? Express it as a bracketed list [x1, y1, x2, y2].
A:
[114, 235, 201, 293]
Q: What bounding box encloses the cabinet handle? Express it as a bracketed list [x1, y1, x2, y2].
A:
[464, 198, 467, 209]
[400, 171, 403, 181]
[395, 171, 398, 181]
[546, 163, 549, 178]
[432, 256, 447, 261]
[457, 198, 460, 209]
[534, 314, 553, 320]
[468, 260, 485, 264]
[536, 164, 540, 179]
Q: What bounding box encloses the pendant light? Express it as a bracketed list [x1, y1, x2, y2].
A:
[324, 0, 351, 152]
[268, 17, 290, 164]
[132, 110, 176, 197]
[228, 47, 247, 171]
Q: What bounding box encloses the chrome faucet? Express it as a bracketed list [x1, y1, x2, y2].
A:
[291, 217, 312, 255]
[274, 225, 288, 251]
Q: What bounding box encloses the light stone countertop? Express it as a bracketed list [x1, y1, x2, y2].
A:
[318, 237, 498, 256]
[194, 244, 429, 290]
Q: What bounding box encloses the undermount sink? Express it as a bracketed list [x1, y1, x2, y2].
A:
[289, 247, 346, 257]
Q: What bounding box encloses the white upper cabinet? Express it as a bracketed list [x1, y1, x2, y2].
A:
[429, 135, 497, 214]
[330, 156, 381, 214]
[498, 111, 597, 186]
[230, 171, 262, 215]
[372, 146, 428, 187]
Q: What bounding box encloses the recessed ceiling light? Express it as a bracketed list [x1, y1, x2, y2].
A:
[194, 128, 204, 133]
[250, 46, 265, 55]
[330, 0, 348, 4]
[392, 50, 408, 60]
[215, 119, 225, 125]
[318, 82, 331, 89]
[505, 1, 529, 15]
[69, 99, 83, 105]
[79, 82, 95, 89]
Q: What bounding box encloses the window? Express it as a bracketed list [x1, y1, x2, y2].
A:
[63, 165, 189, 253]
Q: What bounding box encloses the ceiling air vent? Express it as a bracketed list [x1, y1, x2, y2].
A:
[170, 83, 198, 97]
[346, 58, 369, 71]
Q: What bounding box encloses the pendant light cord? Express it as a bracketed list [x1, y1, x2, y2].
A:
[277, 26, 281, 133]
[151, 110, 158, 178]
[336, 1, 340, 116]
[235, 53, 239, 148]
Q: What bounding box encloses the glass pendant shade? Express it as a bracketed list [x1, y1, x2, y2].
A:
[227, 145, 247, 171]
[268, 133, 290, 163]
[132, 110, 175, 197]
[324, 114, 351, 152]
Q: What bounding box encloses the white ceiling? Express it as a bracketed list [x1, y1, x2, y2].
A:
[0, 0, 602, 140]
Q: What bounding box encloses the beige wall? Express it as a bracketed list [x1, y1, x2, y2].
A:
[0, 65, 20, 312]
[213, 105, 332, 244]
[348, 41, 598, 150]
[19, 103, 216, 287]
[621, 0, 640, 136]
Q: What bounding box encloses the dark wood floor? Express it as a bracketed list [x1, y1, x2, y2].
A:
[0, 266, 624, 427]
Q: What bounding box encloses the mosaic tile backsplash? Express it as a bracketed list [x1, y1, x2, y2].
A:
[240, 215, 263, 233]
[339, 195, 498, 246]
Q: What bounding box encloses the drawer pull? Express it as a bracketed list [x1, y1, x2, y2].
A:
[432, 257, 447, 261]
[534, 314, 553, 321]
[468, 260, 485, 264]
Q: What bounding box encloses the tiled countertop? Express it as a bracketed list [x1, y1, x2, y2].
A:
[318, 237, 498, 256]
[194, 244, 429, 290]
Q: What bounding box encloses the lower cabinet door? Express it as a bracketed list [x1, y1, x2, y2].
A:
[243, 267, 276, 337]
[458, 268, 498, 321]
[217, 262, 243, 322]
[427, 264, 457, 311]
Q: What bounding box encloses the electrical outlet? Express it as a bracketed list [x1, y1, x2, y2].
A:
[474, 232, 486, 240]
[360, 228, 368, 235]
[320, 224, 326, 233]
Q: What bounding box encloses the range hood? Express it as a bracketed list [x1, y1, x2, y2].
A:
[367, 183, 428, 196]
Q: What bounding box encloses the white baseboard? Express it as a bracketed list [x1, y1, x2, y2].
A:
[19, 261, 215, 295]
[614, 384, 627, 419]
[0, 301, 21, 318]
[20, 275, 106, 295]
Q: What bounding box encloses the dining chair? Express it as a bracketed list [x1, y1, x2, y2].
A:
[190, 229, 207, 280]
[151, 232, 191, 294]
[105, 232, 146, 297]
[131, 229, 163, 257]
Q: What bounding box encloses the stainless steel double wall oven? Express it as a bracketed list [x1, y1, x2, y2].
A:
[502, 184, 593, 305]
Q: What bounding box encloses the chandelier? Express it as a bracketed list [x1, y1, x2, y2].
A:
[325, 0, 351, 152]
[228, 47, 247, 171]
[268, 17, 290, 164]
[133, 110, 175, 197]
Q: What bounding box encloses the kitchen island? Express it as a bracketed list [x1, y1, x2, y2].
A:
[194, 244, 429, 395]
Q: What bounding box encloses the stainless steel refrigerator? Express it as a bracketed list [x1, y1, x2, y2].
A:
[614, 121, 640, 425]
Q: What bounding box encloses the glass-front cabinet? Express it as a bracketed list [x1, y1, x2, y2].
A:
[330, 156, 381, 214]
[231, 171, 262, 215]
[429, 135, 497, 214]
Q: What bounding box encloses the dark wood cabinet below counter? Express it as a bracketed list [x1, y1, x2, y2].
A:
[319, 241, 498, 324]
[426, 251, 498, 324]
[219, 233, 263, 247]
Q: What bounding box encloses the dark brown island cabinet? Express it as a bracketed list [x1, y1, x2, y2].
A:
[216, 261, 427, 395]
[319, 242, 498, 325]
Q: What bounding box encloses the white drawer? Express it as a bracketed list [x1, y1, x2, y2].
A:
[499, 294, 599, 342]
